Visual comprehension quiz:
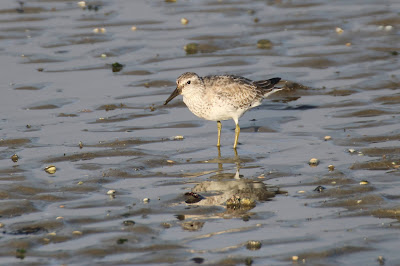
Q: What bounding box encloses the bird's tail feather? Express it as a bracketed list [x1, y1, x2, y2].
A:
[254, 77, 282, 98]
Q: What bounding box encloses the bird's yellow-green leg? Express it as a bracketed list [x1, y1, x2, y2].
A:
[217, 121, 222, 147]
[233, 123, 240, 149]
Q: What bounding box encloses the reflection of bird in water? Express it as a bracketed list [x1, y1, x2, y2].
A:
[187, 148, 278, 212]
[191, 178, 277, 212]
[164, 72, 282, 149]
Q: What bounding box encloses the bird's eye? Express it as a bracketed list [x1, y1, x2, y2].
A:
[187, 80, 191, 85]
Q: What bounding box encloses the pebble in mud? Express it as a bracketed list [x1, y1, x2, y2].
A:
[324, 135, 332, 141]
[44, 165, 56, 174]
[360, 180, 369, 185]
[184, 192, 203, 204]
[246, 240, 262, 250]
[143, 198, 150, 203]
[257, 39, 272, 49]
[308, 158, 319, 167]
[181, 221, 204, 231]
[184, 43, 199, 54]
[11, 154, 19, 162]
[328, 165, 335, 171]
[181, 17, 189, 25]
[122, 220, 135, 226]
[314, 185, 326, 192]
[107, 190, 116, 197]
[191, 257, 204, 264]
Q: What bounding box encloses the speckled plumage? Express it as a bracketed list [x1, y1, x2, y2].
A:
[164, 72, 282, 148]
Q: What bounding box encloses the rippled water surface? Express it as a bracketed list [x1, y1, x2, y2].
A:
[0, 0, 399, 265]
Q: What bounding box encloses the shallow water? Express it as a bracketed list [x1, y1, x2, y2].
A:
[0, 0, 399, 264]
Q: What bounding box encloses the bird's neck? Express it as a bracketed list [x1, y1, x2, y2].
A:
[182, 86, 209, 117]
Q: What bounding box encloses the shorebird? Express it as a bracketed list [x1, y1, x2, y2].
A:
[164, 72, 282, 149]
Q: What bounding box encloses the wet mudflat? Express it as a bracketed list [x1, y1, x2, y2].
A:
[0, 0, 399, 264]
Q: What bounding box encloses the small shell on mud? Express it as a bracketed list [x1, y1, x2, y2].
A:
[345, 42, 352, 47]
[174, 135, 184, 140]
[72, 231, 82, 235]
[56, 216, 63, 220]
[77, 1, 86, 8]
[357, 200, 362, 204]
[292, 255, 299, 261]
[328, 165, 335, 171]
[246, 240, 262, 250]
[181, 17, 189, 25]
[0, 223, 4, 228]
[298, 190, 306, 193]
[77, 181, 83, 185]
[308, 158, 319, 166]
[360, 180, 369, 185]
[107, 189, 116, 195]
[335, 27, 344, 34]
[324, 136, 332, 141]
[166, 160, 175, 163]
[385, 25, 393, 31]
[161, 222, 171, 228]
[101, 53, 107, 58]
[44, 165, 56, 174]
[131, 26, 137, 31]
[93, 27, 106, 34]
[348, 148, 356, 153]
[143, 198, 150, 203]
[11, 154, 19, 162]
[47, 232, 56, 236]
[160, 222, 172, 229]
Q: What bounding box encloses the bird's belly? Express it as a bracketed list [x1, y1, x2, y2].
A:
[187, 103, 247, 122]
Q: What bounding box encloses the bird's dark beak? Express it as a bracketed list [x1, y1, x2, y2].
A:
[164, 87, 180, 105]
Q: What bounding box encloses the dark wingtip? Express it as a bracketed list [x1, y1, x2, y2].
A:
[270, 77, 281, 85]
